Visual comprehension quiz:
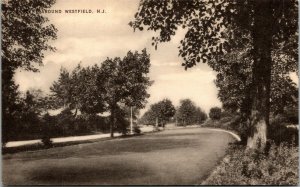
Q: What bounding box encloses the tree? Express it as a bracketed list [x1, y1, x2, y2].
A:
[50, 67, 73, 109]
[209, 107, 222, 120]
[176, 99, 206, 126]
[19, 90, 43, 135]
[50, 64, 106, 116]
[156, 99, 176, 126]
[194, 107, 208, 124]
[75, 65, 107, 115]
[2, 0, 57, 144]
[141, 98, 176, 127]
[139, 109, 157, 126]
[100, 49, 152, 137]
[50, 50, 152, 137]
[130, 0, 298, 149]
[214, 36, 297, 115]
[2, 80, 23, 144]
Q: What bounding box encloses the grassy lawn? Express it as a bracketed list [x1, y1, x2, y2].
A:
[3, 128, 235, 185]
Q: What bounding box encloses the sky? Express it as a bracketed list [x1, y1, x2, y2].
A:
[14, 0, 223, 115]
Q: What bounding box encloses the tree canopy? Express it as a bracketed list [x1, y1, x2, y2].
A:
[175, 99, 207, 126]
[140, 98, 176, 126]
[50, 49, 152, 137]
[130, 0, 298, 149]
[2, 0, 57, 144]
[209, 107, 222, 120]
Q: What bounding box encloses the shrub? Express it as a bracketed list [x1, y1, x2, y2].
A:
[41, 113, 55, 148]
[133, 125, 141, 134]
[41, 136, 53, 148]
[269, 114, 298, 145]
[209, 107, 222, 120]
[203, 143, 298, 185]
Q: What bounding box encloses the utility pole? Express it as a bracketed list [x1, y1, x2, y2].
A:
[156, 117, 158, 128]
[130, 106, 133, 134]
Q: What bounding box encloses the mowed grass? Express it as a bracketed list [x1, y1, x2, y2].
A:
[3, 128, 235, 185]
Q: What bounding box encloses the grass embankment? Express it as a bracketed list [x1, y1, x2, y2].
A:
[201, 114, 299, 185]
[202, 143, 298, 185]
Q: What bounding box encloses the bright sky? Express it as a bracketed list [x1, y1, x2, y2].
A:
[14, 0, 222, 114]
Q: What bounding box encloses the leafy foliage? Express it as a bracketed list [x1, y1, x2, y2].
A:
[214, 37, 298, 115]
[130, 0, 297, 70]
[50, 65, 106, 115]
[3, 89, 52, 143]
[1, 0, 57, 144]
[203, 143, 298, 185]
[50, 49, 152, 137]
[2, 0, 57, 71]
[269, 114, 298, 146]
[130, 0, 298, 148]
[209, 107, 222, 120]
[100, 49, 152, 136]
[140, 98, 176, 126]
[175, 99, 207, 126]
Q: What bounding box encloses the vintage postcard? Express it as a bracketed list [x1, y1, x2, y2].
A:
[2, 0, 298, 185]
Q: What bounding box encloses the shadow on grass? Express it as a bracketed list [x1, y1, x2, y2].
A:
[29, 160, 152, 185]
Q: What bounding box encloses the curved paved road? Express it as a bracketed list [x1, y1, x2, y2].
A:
[3, 128, 235, 185]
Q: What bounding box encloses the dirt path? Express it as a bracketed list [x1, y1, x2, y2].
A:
[3, 128, 235, 185]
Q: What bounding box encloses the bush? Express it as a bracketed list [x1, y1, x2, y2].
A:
[41, 136, 53, 148]
[209, 107, 222, 120]
[203, 143, 298, 185]
[133, 125, 141, 134]
[269, 114, 298, 145]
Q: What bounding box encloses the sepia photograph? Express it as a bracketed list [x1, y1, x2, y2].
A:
[1, 0, 299, 185]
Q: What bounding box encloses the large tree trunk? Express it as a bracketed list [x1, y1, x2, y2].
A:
[247, 0, 273, 150]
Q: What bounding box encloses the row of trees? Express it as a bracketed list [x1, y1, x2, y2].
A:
[49, 49, 152, 137]
[139, 98, 208, 127]
[130, 0, 298, 149]
[2, 49, 152, 144]
[2, 0, 153, 144]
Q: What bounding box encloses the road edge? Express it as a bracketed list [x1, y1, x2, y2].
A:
[200, 127, 241, 141]
[200, 127, 241, 185]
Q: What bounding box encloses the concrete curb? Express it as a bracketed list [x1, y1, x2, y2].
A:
[201, 127, 241, 141]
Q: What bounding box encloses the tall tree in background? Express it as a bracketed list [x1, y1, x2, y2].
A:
[139, 99, 176, 126]
[209, 107, 222, 120]
[194, 107, 208, 124]
[76, 64, 107, 115]
[154, 99, 176, 126]
[50, 67, 73, 110]
[176, 99, 205, 125]
[139, 109, 157, 126]
[2, 0, 57, 144]
[50, 64, 107, 116]
[130, 0, 298, 149]
[100, 49, 152, 137]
